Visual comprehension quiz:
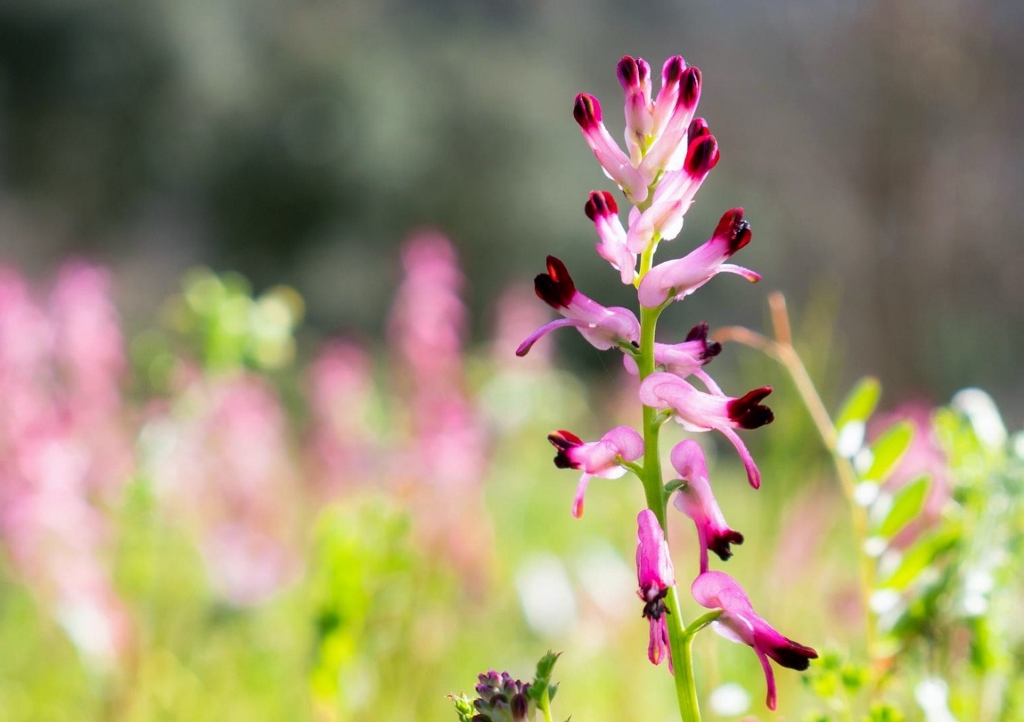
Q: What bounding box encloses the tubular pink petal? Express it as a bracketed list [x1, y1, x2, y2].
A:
[670, 440, 745, 571]
[692, 368, 725, 396]
[716, 264, 762, 283]
[572, 472, 592, 518]
[636, 509, 675, 590]
[586, 191, 637, 284]
[651, 56, 686, 137]
[625, 199, 687, 254]
[573, 93, 648, 203]
[515, 317, 579, 356]
[757, 648, 779, 711]
[617, 56, 654, 163]
[715, 426, 763, 489]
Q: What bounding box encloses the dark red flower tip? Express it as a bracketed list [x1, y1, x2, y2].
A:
[533, 256, 576, 309]
[727, 386, 774, 429]
[679, 66, 702, 109]
[708, 529, 745, 562]
[584, 190, 618, 221]
[547, 429, 583, 469]
[573, 93, 601, 129]
[685, 322, 723, 360]
[687, 117, 710, 141]
[661, 56, 686, 85]
[617, 56, 649, 91]
[766, 638, 819, 671]
[684, 134, 720, 177]
[713, 208, 753, 254]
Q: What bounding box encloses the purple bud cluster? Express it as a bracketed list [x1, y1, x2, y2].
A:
[470, 671, 535, 722]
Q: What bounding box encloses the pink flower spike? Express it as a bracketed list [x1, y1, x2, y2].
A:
[622, 322, 722, 378]
[637, 208, 760, 309]
[516, 256, 640, 356]
[670, 440, 744, 573]
[691, 571, 818, 710]
[585, 191, 636, 284]
[573, 93, 648, 203]
[638, 372, 773, 488]
[636, 509, 675, 671]
[617, 56, 654, 164]
[547, 426, 644, 518]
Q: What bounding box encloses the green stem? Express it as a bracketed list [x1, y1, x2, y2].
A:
[538, 687, 555, 722]
[636, 244, 702, 722]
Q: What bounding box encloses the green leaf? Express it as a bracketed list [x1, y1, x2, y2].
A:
[836, 377, 882, 431]
[529, 651, 561, 703]
[864, 422, 914, 482]
[878, 525, 960, 590]
[875, 475, 931, 540]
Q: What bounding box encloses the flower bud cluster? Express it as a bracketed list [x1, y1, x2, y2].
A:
[470, 671, 536, 722]
[519, 55, 817, 711]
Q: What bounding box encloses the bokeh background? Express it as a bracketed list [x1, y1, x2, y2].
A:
[1, 2, 1024, 721]
[1, 0, 1022, 418]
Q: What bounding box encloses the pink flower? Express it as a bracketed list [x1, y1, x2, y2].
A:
[547, 426, 644, 518]
[622, 322, 721, 384]
[634, 58, 703, 177]
[669, 440, 743, 573]
[636, 509, 675, 671]
[516, 256, 640, 357]
[691, 571, 817, 710]
[573, 56, 704, 205]
[638, 372, 773, 489]
[638, 208, 760, 308]
[625, 120, 719, 254]
[573, 93, 648, 203]
[585, 191, 636, 284]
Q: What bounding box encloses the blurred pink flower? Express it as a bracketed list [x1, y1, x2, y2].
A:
[305, 341, 378, 493]
[146, 372, 301, 606]
[692, 571, 817, 710]
[0, 263, 133, 666]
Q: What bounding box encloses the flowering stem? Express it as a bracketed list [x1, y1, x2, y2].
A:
[538, 687, 555, 722]
[714, 292, 879, 666]
[636, 245, 702, 722]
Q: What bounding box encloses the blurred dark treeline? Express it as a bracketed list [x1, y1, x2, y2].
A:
[1, 0, 1022, 419]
